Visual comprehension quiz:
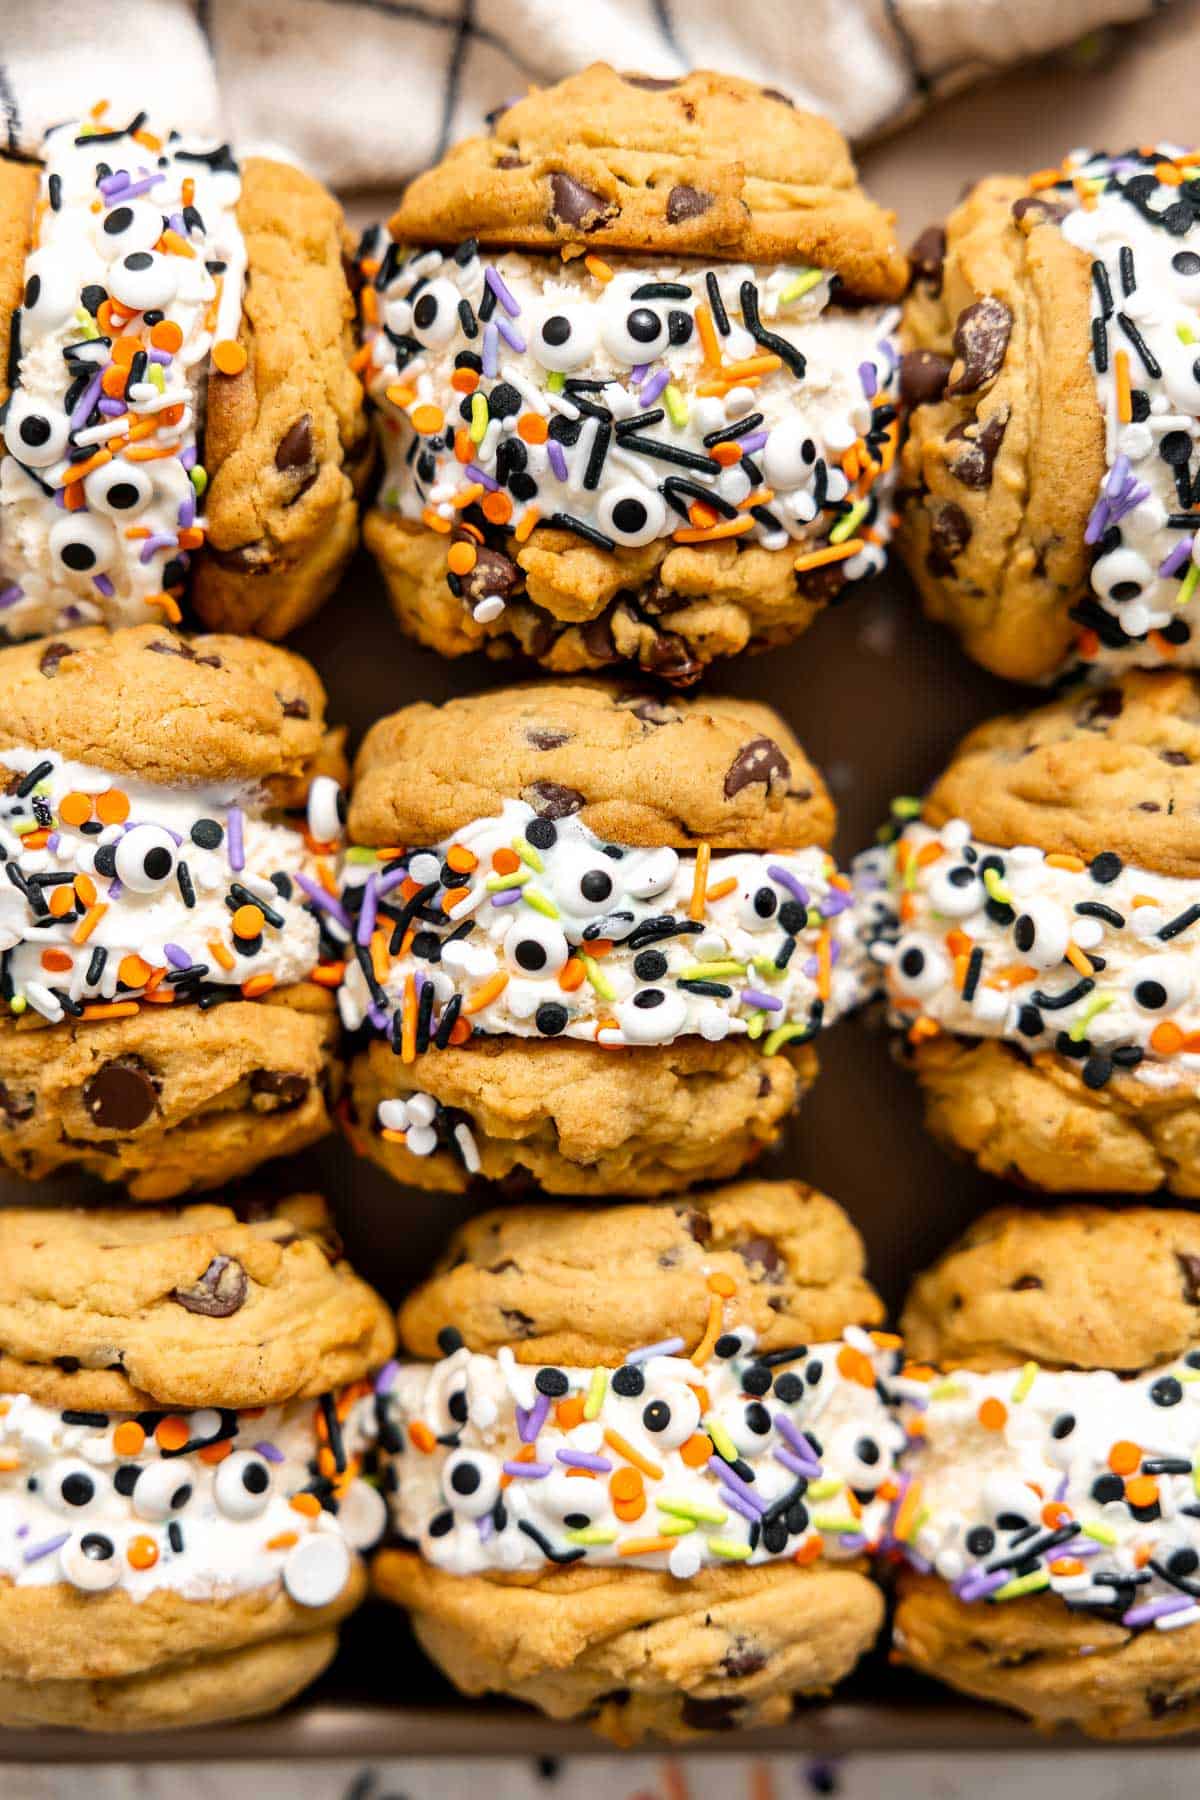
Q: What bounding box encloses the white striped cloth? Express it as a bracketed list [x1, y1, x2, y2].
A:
[0, 0, 1167, 193]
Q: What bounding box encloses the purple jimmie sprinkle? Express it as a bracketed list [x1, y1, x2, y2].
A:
[482, 322, 499, 378]
[1105, 453, 1131, 499]
[841, 1532, 870, 1552]
[954, 1567, 1011, 1602]
[766, 864, 809, 905]
[639, 369, 670, 407]
[624, 1336, 685, 1365]
[366, 1005, 388, 1031]
[484, 266, 520, 317]
[710, 1457, 766, 1512]
[374, 1359, 399, 1396]
[721, 1486, 763, 1526]
[253, 1440, 286, 1464]
[180, 445, 198, 471]
[69, 372, 103, 430]
[517, 1393, 550, 1443]
[773, 1412, 822, 1467]
[741, 988, 783, 1011]
[23, 1533, 70, 1565]
[139, 533, 177, 565]
[0, 585, 22, 610]
[738, 431, 769, 455]
[377, 865, 411, 898]
[490, 887, 523, 907]
[503, 1458, 552, 1479]
[98, 397, 125, 417]
[163, 943, 192, 969]
[465, 462, 500, 492]
[1107, 480, 1150, 526]
[226, 807, 245, 871]
[774, 1445, 818, 1480]
[477, 1514, 494, 1542]
[858, 360, 878, 398]
[547, 440, 569, 482]
[98, 171, 131, 197]
[112, 172, 164, 201]
[1124, 1594, 1197, 1628]
[1161, 537, 1194, 578]
[92, 574, 115, 598]
[495, 316, 526, 354]
[178, 496, 196, 530]
[556, 1450, 612, 1472]
[356, 874, 379, 947]
[1084, 494, 1111, 545]
[631, 363, 650, 383]
[293, 872, 350, 928]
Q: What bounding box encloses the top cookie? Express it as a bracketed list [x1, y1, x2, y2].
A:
[0, 1194, 395, 1411]
[398, 1179, 884, 1366]
[388, 63, 906, 299]
[901, 1205, 1200, 1375]
[349, 679, 832, 850]
[0, 625, 335, 797]
[924, 671, 1200, 879]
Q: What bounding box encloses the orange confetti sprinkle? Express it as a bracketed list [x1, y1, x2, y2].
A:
[119, 954, 153, 988]
[155, 1416, 189, 1453]
[518, 412, 549, 444]
[447, 541, 477, 577]
[212, 339, 247, 376]
[977, 1397, 1008, 1431]
[1109, 1440, 1141, 1476]
[58, 792, 92, 828]
[126, 1535, 159, 1571]
[113, 1422, 145, 1457]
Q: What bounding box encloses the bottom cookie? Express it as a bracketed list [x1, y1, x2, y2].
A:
[375, 1555, 883, 1745]
[912, 1035, 1200, 1197]
[347, 1033, 815, 1196]
[895, 1573, 1200, 1740]
[365, 510, 833, 686]
[0, 984, 340, 1199]
[0, 1626, 340, 1733]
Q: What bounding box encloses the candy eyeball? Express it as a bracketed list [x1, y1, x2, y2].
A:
[888, 935, 948, 1000]
[21, 256, 77, 332]
[307, 775, 345, 845]
[600, 298, 670, 365]
[440, 1448, 501, 1519]
[538, 1469, 598, 1523]
[114, 824, 177, 893]
[214, 1450, 274, 1521]
[84, 459, 153, 518]
[1011, 897, 1070, 970]
[552, 846, 620, 918]
[529, 305, 598, 372]
[762, 419, 814, 491]
[131, 1462, 194, 1521]
[829, 1424, 888, 1492]
[430, 1369, 471, 1436]
[624, 845, 679, 900]
[738, 879, 780, 931]
[49, 512, 118, 580]
[926, 861, 984, 918]
[44, 1460, 110, 1516]
[1132, 952, 1193, 1014]
[60, 1529, 122, 1592]
[109, 249, 180, 314]
[409, 278, 462, 350]
[96, 200, 164, 262]
[712, 1395, 776, 1459]
[505, 912, 569, 977]
[616, 986, 688, 1043]
[1092, 547, 1154, 612]
[1171, 249, 1200, 305]
[981, 1472, 1038, 1530]
[636, 1382, 701, 1450]
[597, 481, 667, 547]
[4, 390, 69, 469]
[383, 294, 413, 339]
[1162, 344, 1200, 416]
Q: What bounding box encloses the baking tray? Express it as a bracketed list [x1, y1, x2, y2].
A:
[7, 1, 1199, 1756]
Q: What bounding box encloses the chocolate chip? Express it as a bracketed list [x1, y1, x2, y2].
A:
[682, 1208, 712, 1246]
[280, 696, 310, 719]
[0, 1080, 34, 1123]
[82, 1057, 159, 1132]
[1010, 1273, 1044, 1291]
[275, 414, 314, 471]
[909, 225, 946, 293]
[899, 349, 952, 407]
[548, 172, 616, 232]
[496, 154, 526, 171]
[248, 1070, 309, 1112]
[581, 613, 618, 663]
[723, 736, 790, 800]
[145, 639, 222, 669]
[521, 780, 585, 820]
[525, 728, 572, 750]
[501, 1307, 534, 1337]
[949, 408, 1009, 489]
[623, 73, 681, 90]
[793, 559, 850, 606]
[641, 631, 704, 687]
[946, 298, 1013, 396]
[172, 1255, 248, 1318]
[721, 1645, 767, 1678]
[616, 692, 679, 727]
[666, 185, 711, 224]
[737, 1236, 782, 1274]
[1011, 194, 1067, 230]
[680, 1696, 741, 1732]
[760, 86, 795, 106]
[460, 544, 522, 602]
[39, 641, 75, 678]
[929, 502, 971, 564]
[1178, 1252, 1200, 1305]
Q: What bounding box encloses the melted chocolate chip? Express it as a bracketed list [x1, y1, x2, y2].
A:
[0, 1081, 34, 1123]
[909, 225, 946, 293]
[280, 696, 310, 719]
[547, 172, 616, 232]
[929, 501, 971, 565]
[947, 298, 1013, 396]
[82, 1058, 159, 1132]
[525, 728, 573, 750]
[1178, 1252, 1200, 1305]
[680, 1696, 741, 1732]
[899, 349, 952, 407]
[666, 184, 712, 224]
[39, 641, 75, 677]
[721, 1645, 767, 1678]
[172, 1255, 248, 1318]
[461, 544, 522, 602]
[737, 1236, 782, 1274]
[521, 780, 585, 820]
[210, 540, 271, 573]
[1010, 1273, 1044, 1292]
[623, 73, 681, 90]
[616, 692, 679, 727]
[949, 408, 1009, 489]
[248, 1070, 309, 1112]
[723, 735, 790, 799]
[1011, 194, 1067, 230]
[275, 414, 314, 471]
